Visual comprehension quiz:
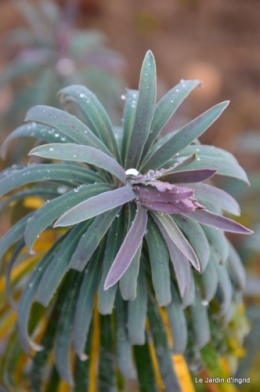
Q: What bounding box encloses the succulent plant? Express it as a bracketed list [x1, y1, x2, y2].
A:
[0, 51, 252, 391]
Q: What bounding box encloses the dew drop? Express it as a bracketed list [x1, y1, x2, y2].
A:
[74, 188, 79, 193]
[121, 94, 126, 100]
[80, 93, 87, 98]
[54, 133, 59, 138]
[49, 147, 54, 152]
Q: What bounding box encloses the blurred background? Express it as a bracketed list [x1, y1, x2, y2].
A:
[0, 0, 259, 391]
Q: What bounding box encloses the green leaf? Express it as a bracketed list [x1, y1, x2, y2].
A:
[201, 224, 229, 263]
[142, 79, 201, 159]
[0, 213, 33, 259]
[54, 272, 82, 386]
[226, 242, 246, 290]
[125, 51, 156, 168]
[17, 237, 64, 354]
[69, 207, 121, 271]
[0, 163, 104, 198]
[30, 274, 72, 391]
[98, 212, 125, 315]
[134, 336, 159, 392]
[54, 186, 135, 228]
[213, 259, 233, 317]
[25, 105, 113, 156]
[119, 203, 141, 300]
[29, 143, 126, 183]
[182, 272, 195, 308]
[98, 315, 116, 392]
[35, 222, 90, 307]
[121, 90, 139, 163]
[119, 245, 141, 301]
[141, 101, 229, 172]
[145, 218, 171, 306]
[74, 323, 93, 392]
[127, 262, 147, 345]
[58, 85, 121, 162]
[25, 183, 111, 250]
[5, 240, 25, 309]
[167, 284, 188, 354]
[201, 253, 219, 302]
[190, 293, 211, 348]
[147, 292, 182, 392]
[173, 215, 210, 272]
[115, 295, 135, 379]
[169, 145, 249, 183]
[74, 247, 103, 359]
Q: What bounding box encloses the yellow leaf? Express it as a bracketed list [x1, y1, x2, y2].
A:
[0, 311, 17, 339]
[23, 197, 44, 209]
[173, 355, 195, 392]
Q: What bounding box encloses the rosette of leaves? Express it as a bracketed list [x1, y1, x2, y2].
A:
[0, 0, 125, 132]
[0, 51, 252, 391]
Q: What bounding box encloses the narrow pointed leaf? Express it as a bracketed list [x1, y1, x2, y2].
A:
[147, 293, 182, 392]
[35, 223, 90, 307]
[0, 163, 104, 198]
[146, 219, 172, 306]
[0, 213, 33, 260]
[213, 260, 233, 317]
[226, 242, 246, 290]
[119, 245, 141, 301]
[152, 214, 191, 297]
[201, 256, 219, 302]
[55, 186, 135, 228]
[125, 51, 156, 168]
[173, 215, 210, 272]
[161, 168, 217, 184]
[74, 248, 103, 359]
[98, 212, 125, 315]
[58, 85, 121, 162]
[152, 213, 200, 271]
[134, 337, 159, 392]
[70, 207, 121, 271]
[98, 315, 116, 392]
[115, 295, 135, 379]
[17, 237, 64, 353]
[54, 273, 81, 386]
[142, 79, 201, 157]
[190, 294, 211, 348]
[0, 123, 72, 159]
[127, 263, 147, 345]
[25, 183, 111, 249]
[29, 143, 126, 183]
[167, 284, 188, 353]
[202, 224, 229, 263]
[182, 272, 195, 308]
[169, 145, 249, 184]
[104, 205, 147, 289]
[121, 89, 139, 163]
[141, 101, 229, 172]
[25, 105, 113, 156]
[188, 209, 253, 234]
[190, 183, 240, 216]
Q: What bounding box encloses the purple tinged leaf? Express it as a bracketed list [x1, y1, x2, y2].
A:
[162, 169, 217, 184]
[104, 205, 148, 290]
[188, 209, 253, 234]
[151, 213, 200, 272]
[133, 184, 194, 203]
[141, 199, 196, 214]
[189, 183, 241, 216]
[29, 143, 126, 183]
[54, 186, 136, 227]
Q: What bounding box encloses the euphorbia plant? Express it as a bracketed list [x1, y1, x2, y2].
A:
[0, 51, 252, 391]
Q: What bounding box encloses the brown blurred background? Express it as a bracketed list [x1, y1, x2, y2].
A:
[0, 0, 260, 153]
